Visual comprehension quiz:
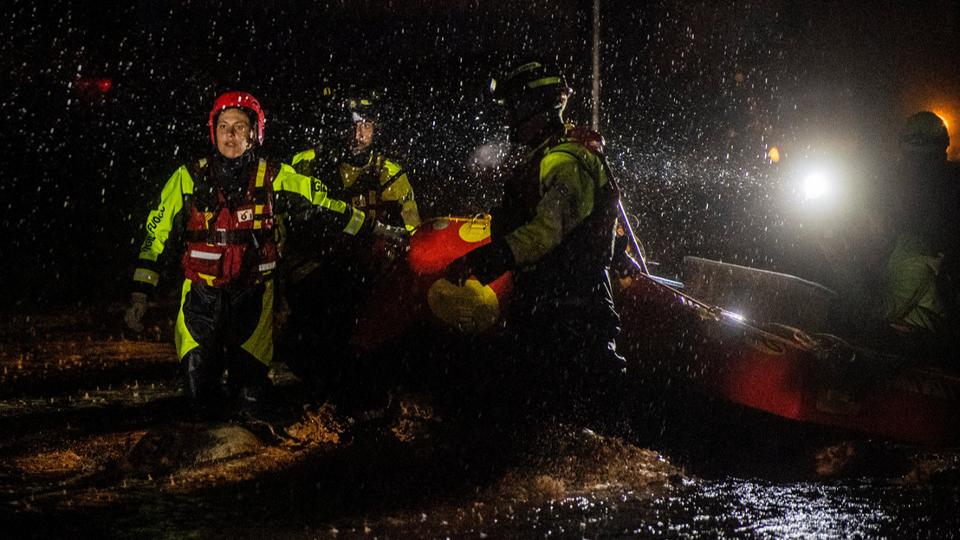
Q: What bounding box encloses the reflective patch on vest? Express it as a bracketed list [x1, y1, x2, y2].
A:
[344, 207, 365, 236]
[133, 268, 160, 285]
[258, 261, 277, 272]
[255, 159, 267, 188]
[237, 208, 254, 223]
[190, 250, 222, 260]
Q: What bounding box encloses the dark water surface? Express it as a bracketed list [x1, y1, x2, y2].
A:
[646, 478, 958, 539]
[457, 477, 959, 539]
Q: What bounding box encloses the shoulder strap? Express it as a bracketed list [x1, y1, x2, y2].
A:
[380, 166, 408, 192]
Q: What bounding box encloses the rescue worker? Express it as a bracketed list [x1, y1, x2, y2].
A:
[277, 92, 419, 404]
[825, 111, 959, 354]
[444, 60, 627, 426]
[877, 112, 960, 346]
[123, 91, 402, 413]
[291, 93, 420, 231]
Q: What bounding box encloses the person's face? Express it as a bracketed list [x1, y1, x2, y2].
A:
[215, 108, 254, 158]
[352, 120, 375, 153]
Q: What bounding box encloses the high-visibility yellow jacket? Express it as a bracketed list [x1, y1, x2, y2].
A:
[292, 147, 420, 232]
[879, 234, 947, 334]
[493, 130, 619, 309]
[132, 156, 368, 293]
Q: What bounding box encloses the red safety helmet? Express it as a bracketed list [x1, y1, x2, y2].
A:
[208, 91, 265, 146]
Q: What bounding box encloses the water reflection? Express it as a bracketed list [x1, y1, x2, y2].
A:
[691, 481, 892, 538]
[482, 476, 959, 538]
[626, 479, 954, 538]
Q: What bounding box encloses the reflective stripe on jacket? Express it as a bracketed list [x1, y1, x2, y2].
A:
[132, 156, 367, 292]
[292, 147, 420, 231]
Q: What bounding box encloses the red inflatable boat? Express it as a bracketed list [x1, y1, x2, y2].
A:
[353, 216, 960, 446]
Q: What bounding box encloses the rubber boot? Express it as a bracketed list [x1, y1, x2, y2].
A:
[240, 358, 271, 404]
[182, 349, 225, 419]
[226, 351, 272, 415]
[578, 368, 632, 439]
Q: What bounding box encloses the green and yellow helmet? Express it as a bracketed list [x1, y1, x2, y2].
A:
[488, 60, 571, 125]
[489, 60, 569, 104]
[346, 93, 380, 124]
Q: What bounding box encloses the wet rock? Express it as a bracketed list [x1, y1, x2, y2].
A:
[814, 441, 858, 477]
[814, 440, 927, 479]
[126, 423, 262, 474]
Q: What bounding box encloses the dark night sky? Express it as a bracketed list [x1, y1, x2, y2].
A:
[2, 0, 960, 311]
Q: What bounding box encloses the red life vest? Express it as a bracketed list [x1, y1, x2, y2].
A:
[182, 158, 279, 287]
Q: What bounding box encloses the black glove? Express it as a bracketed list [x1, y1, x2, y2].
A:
[369, 221, 409, 272]
[371, 221, 409, 247]
[445, 239, 515, 285]
[124, 292, 148, 332]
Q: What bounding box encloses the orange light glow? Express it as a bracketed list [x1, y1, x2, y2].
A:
[767, 146, 781, 163]
[903, 86, 960, 159]
[930, 109, 955, 159]
[931, 110, 950, 129]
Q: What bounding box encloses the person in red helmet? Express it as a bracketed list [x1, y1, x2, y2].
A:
[124, 91, 404, 415]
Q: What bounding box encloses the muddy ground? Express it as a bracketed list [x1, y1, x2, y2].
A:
[0, 305, 687, 539]
[4, 304, 960, 538]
